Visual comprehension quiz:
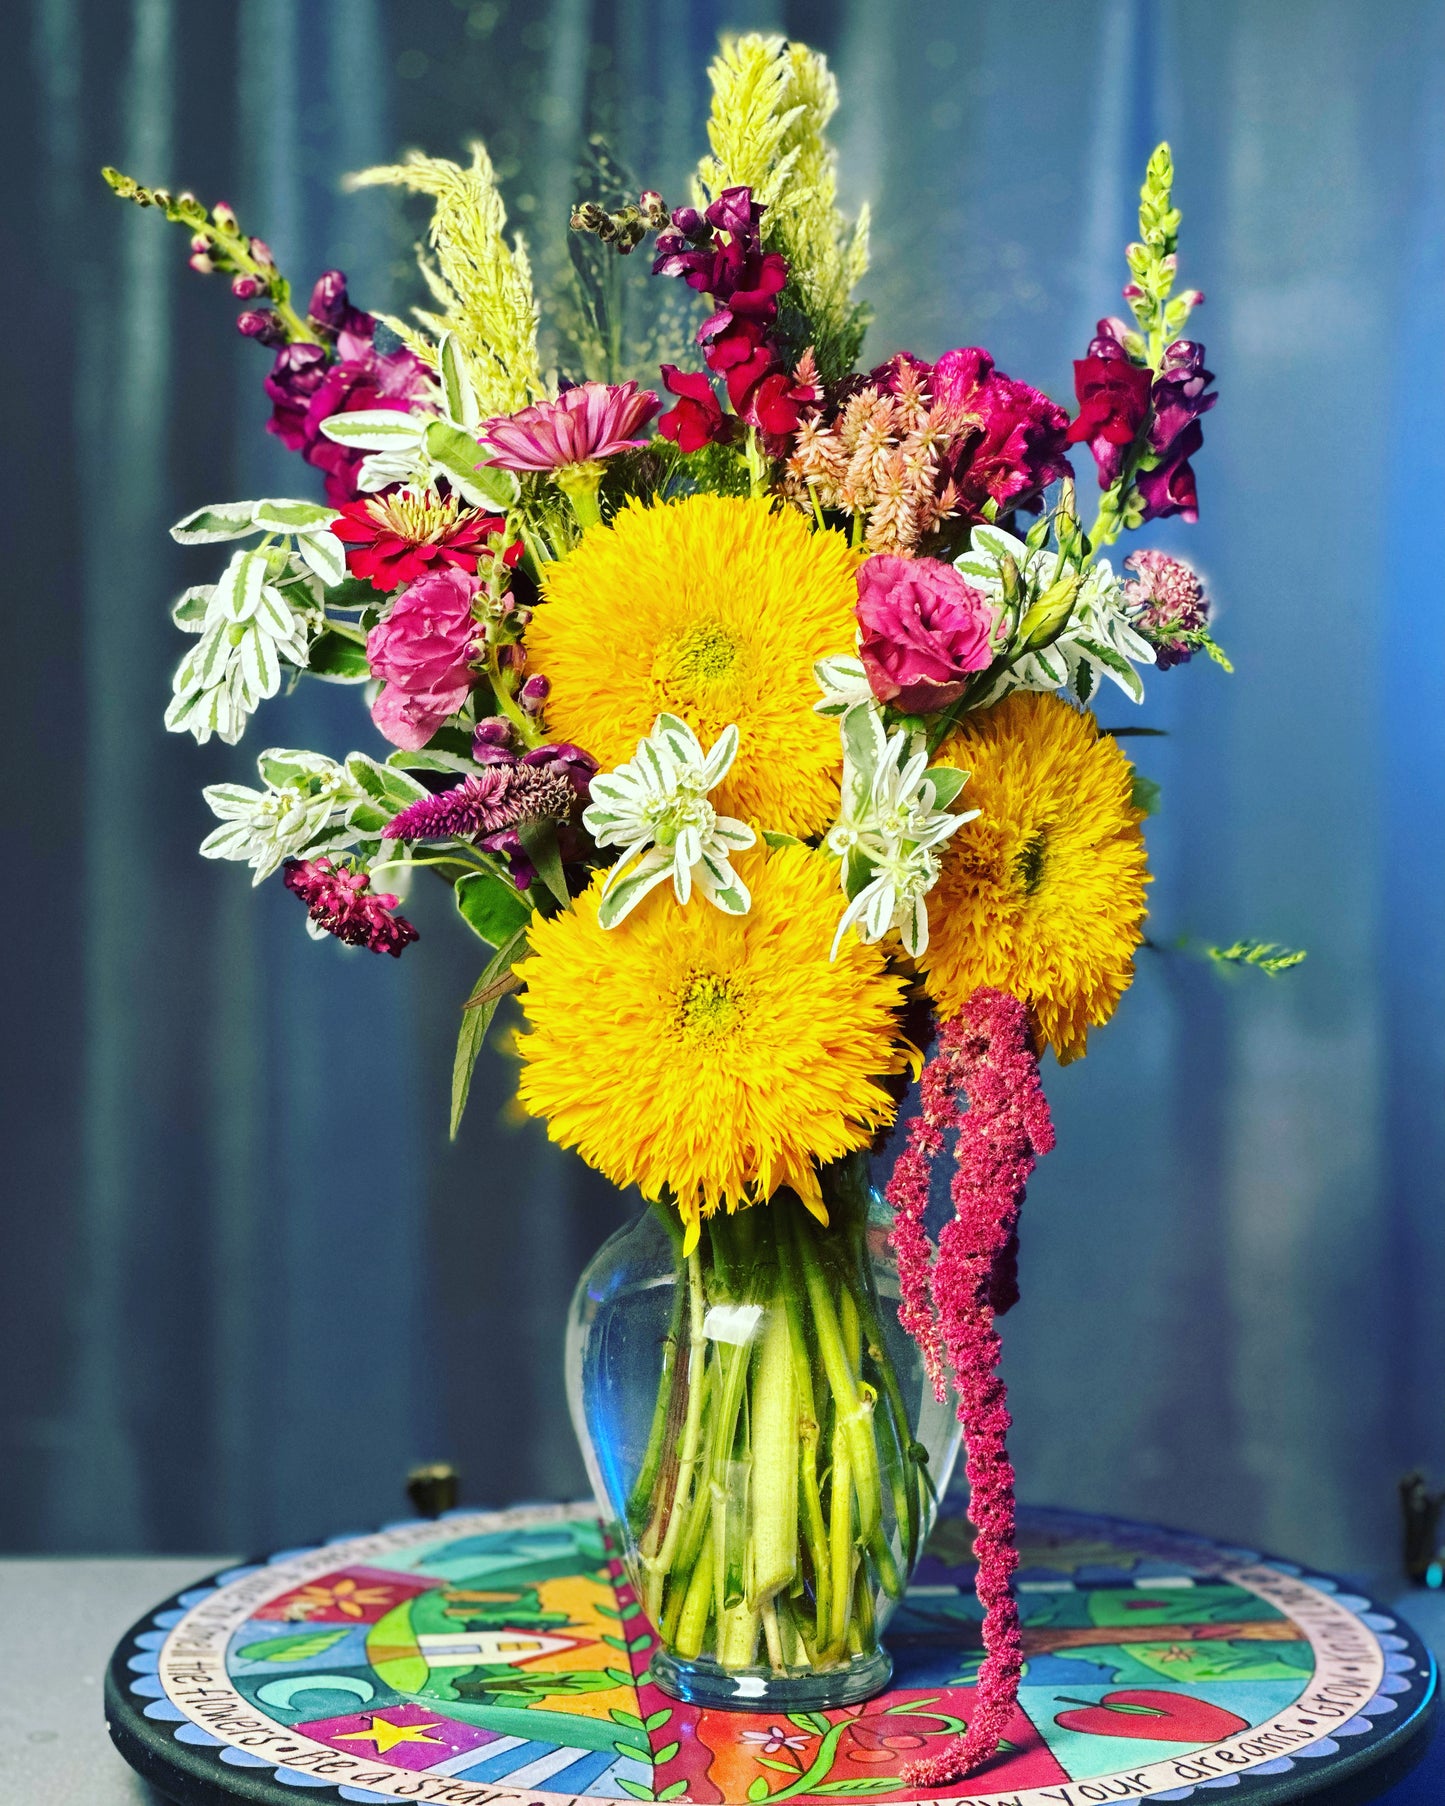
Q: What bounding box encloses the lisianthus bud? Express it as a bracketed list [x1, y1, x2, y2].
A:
[1017, 571, 1082, 650]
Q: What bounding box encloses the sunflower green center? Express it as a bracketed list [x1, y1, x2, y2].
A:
[676, 971, 747, 1043]
[1014, 830, 1048, 897]
[654, 619, 743, 704]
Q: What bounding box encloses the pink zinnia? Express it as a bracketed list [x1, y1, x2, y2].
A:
[477, 381, 661, 472]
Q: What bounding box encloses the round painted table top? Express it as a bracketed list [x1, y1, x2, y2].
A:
[107, 1501, 1435, 1806]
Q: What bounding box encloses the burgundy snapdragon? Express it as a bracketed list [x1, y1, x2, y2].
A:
[653, 185, 808, 450]
[281, 857, 418, 956]
[885, 987, 1054, 1786]
[1069, 318, 1217, 522]
[261, 271, 431, 504]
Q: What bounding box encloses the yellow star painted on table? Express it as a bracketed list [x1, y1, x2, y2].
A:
[334, 1714, 445, 1755]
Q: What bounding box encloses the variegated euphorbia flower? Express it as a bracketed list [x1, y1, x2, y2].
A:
[827, 705, 975, 960]
[582, 714, 755, 927]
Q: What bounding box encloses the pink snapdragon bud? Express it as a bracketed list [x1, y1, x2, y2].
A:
[236, 309, 286, 346]
[189, 232, 210, 254]
[212, 201, 237, 231]
[519, 673, 550, 715]
[249, 236, 275, 267]
[189, 251, 215, 274]
[231, 274, 263, 299]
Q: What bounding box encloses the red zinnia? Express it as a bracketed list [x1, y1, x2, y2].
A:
[329, 489, 519, 590]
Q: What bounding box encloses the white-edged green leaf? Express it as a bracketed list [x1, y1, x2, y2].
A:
[344, 751, 428, 817]
[238, 623, 281, 700]
[253, 584, 297, 642]
[700, 721, 740, 789]
[198, 819, 259, 861]
[438, 333, 480, 429]
[711, 815, 756, 850]
[257, 748, 335, 789]
[251, 498, 336, 532]
[171, 585, 213, 632]
[1077, 635, 1145, 702]
[922, 765, 969, 811]
[214, 549, 267, 624]
[356, 448, 419, 493]
[426, 418, 518, 509]
[597, 849, 673, 928]
[761, 829, 802, 848]
[170, 500, 259, 544]
[317, 409, 425, 449]
[696, 851, 750, 915]
[295, 529, 346, 588]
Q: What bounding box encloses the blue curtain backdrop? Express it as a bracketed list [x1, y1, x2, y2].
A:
[5, 0, 1443, 1571]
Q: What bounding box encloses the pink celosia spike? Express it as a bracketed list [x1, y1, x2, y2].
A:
[887, 986, 1054, 1790]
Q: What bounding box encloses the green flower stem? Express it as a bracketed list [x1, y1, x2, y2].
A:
[844, 1264, 922, 1568]
[642, 1248, 708, 1610]
[749, 1301, 799, 1607]
[789, 1202, 882, 1545]
[628, 1268, 687, 1535]
[825, 1417, 855, 1658]
[484, 649, 545, 749]
[555, 463, 604, 531]
[776, 1232, 831, 1643]
[672, 1535, 715, 1660]
[320, 617, 369, 644]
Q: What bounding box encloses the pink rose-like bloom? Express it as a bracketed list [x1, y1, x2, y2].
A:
[856, 555, 1000, 713]
[365, 566, 480, 751]
[477, 381, 660, 472]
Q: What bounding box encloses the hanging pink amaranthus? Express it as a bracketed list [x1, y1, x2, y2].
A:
[885, 985, 1054, 1788]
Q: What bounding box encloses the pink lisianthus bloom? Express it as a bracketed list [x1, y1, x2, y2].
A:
[477, 381, 660, 472]
[856, 554, 1000, 713]
[364, 566, 481, 751]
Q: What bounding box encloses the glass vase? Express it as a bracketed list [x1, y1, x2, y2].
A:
[565, 1155, 961, 1709]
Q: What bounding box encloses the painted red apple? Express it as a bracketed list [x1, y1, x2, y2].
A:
[1053, 1690, 1250, 1742]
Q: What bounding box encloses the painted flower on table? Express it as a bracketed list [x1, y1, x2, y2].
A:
[330, 489, 518, 589]
[263, 272, 432, 505]
[476, 380, 660, 473]
[856, 553, 1000, 712]
[364, 565, 480, 751]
